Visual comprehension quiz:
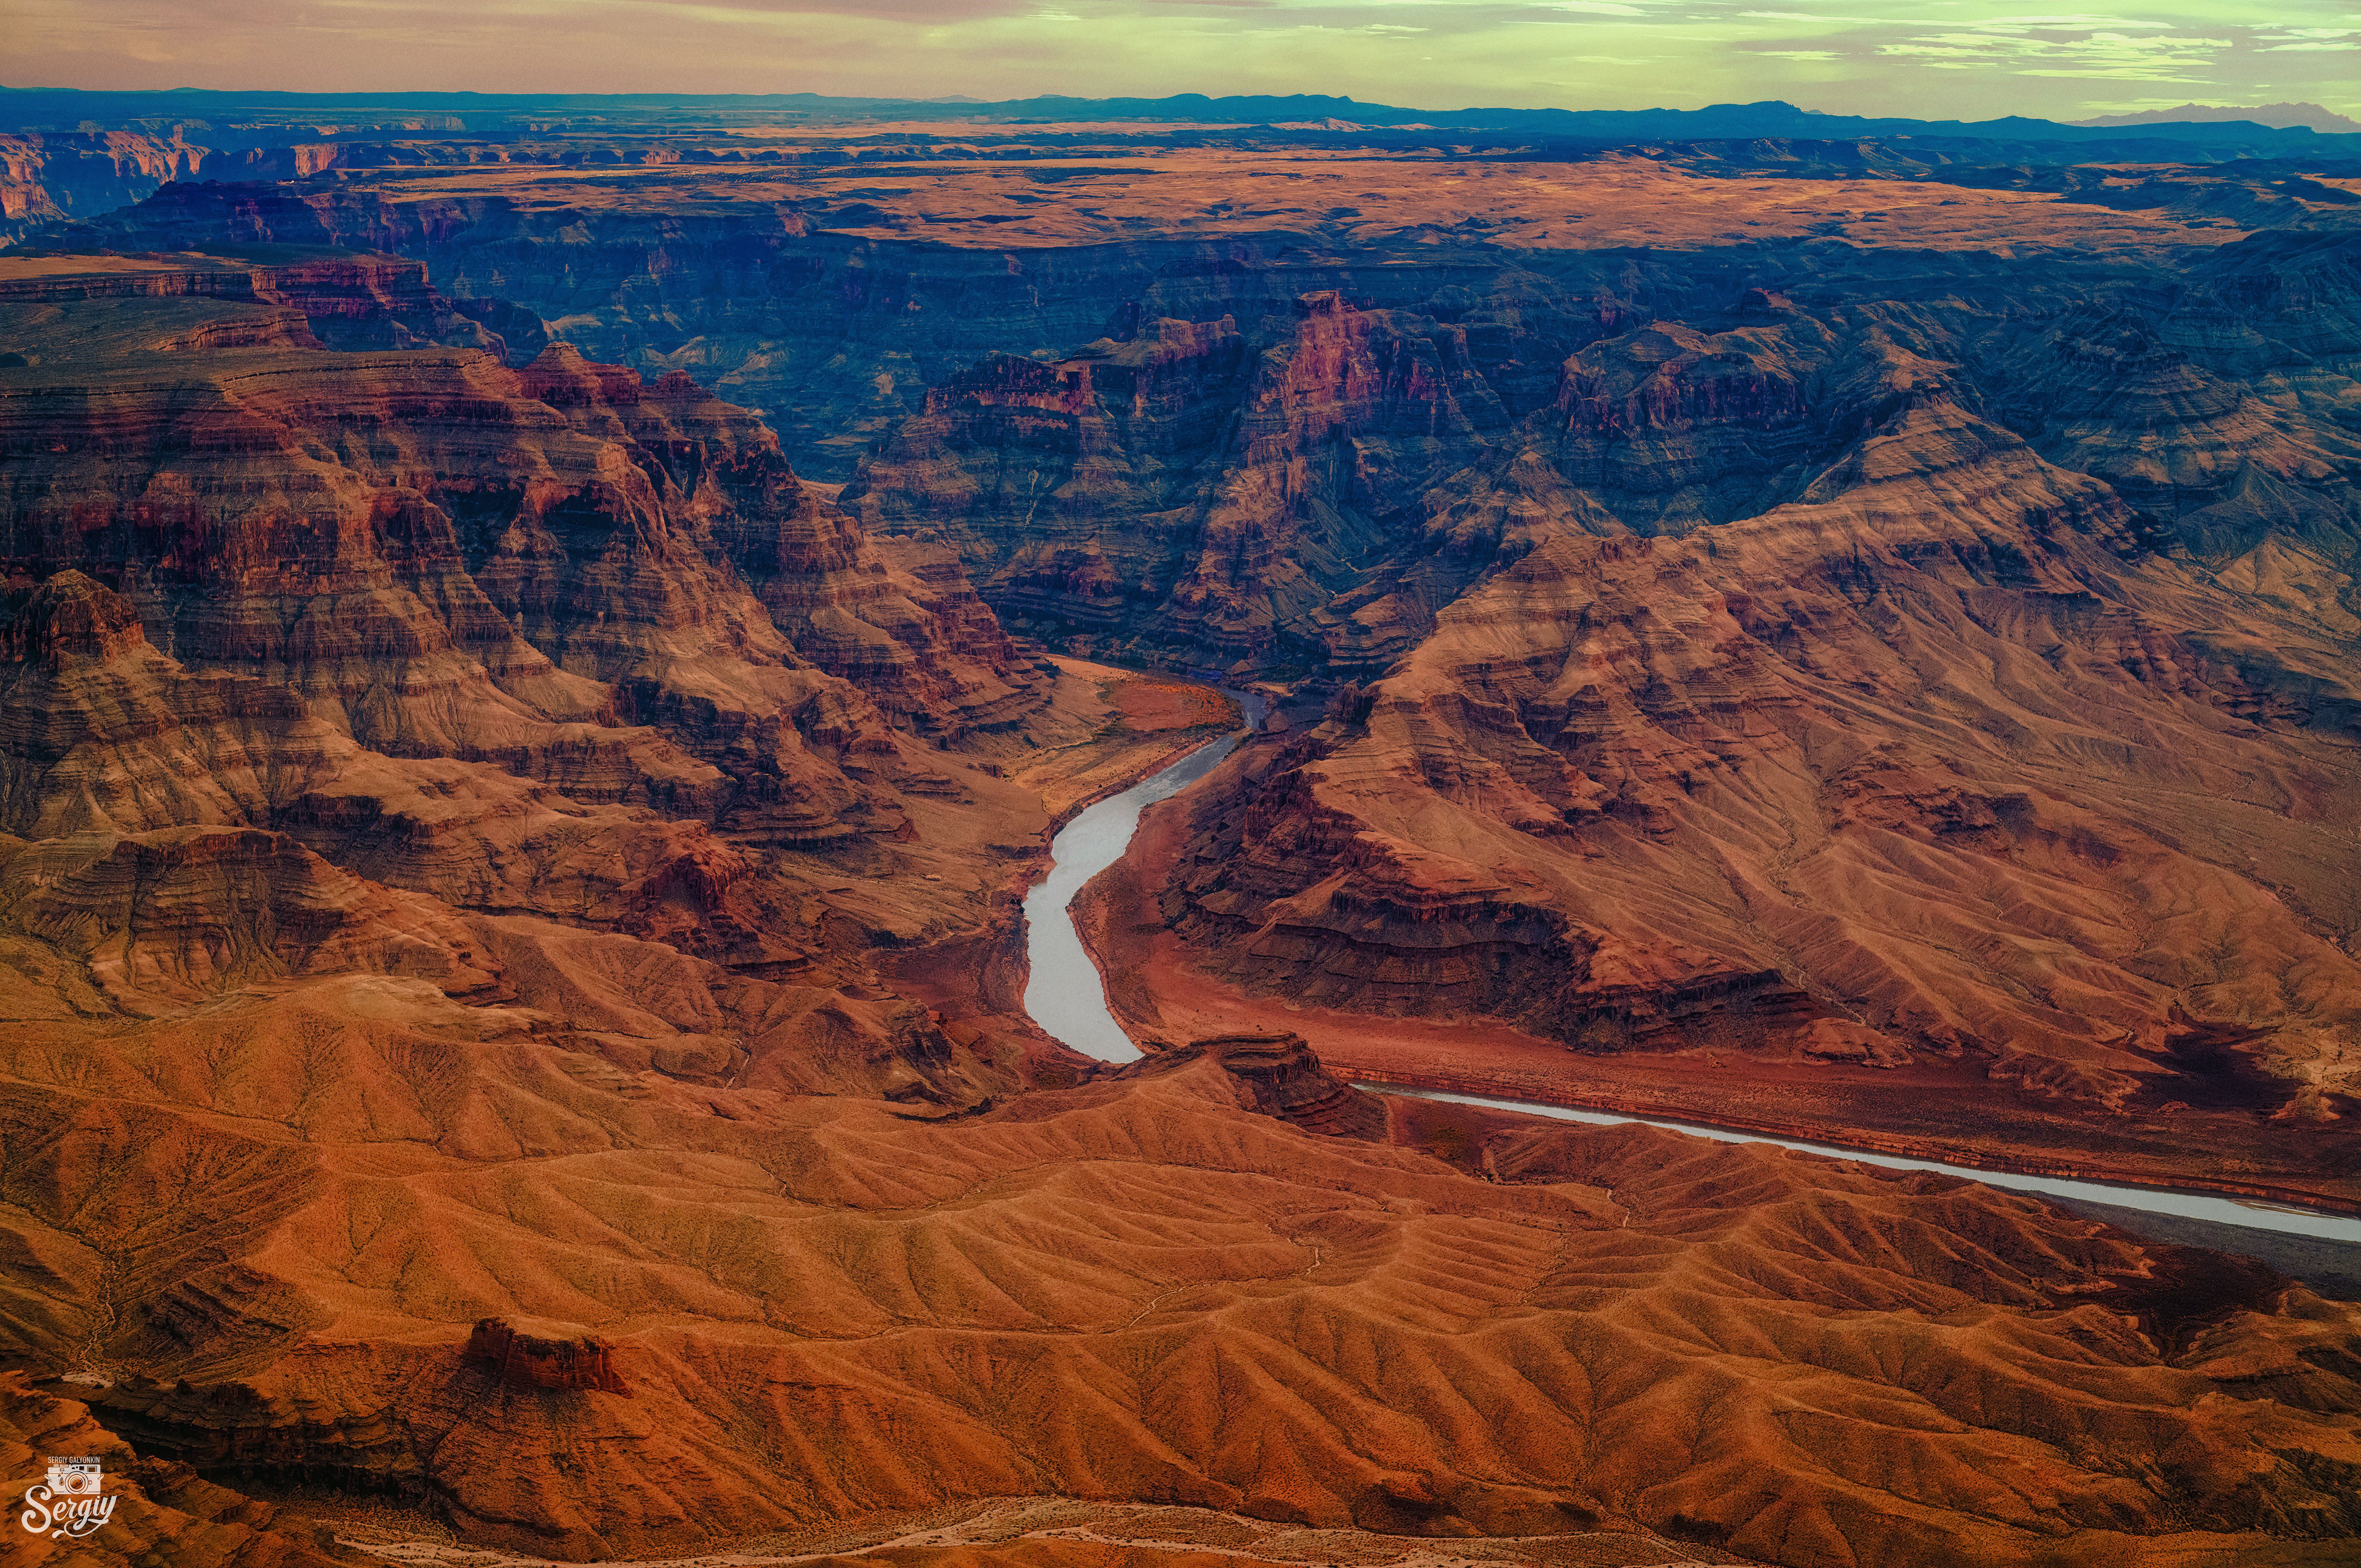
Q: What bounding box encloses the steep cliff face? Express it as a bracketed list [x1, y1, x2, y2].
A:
[0, 132, 203, 244]
[30, 180, 1211, 474]
[52, 144, 2299, 483]
[1152, 292, 1515, 664]
[0, 267, 1043, 788]
[1, 1373, 339, 1568]
[1982, 231, 2361, 560]
[843, 295, 1518, 665]
[1159, 361, 2361, 1167]
[848, 238, 2361, 683]
[838, 320, 1251, 640]
[0, 266, 1067, 1106]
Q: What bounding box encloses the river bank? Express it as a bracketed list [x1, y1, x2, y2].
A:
[1056, 725, 2361, 1235]
[883, 661, 1242, 1090]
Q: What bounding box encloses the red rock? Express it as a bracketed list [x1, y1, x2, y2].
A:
[463, 1318, 628, 1394]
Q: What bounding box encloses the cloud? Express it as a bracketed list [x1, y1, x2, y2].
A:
[1965, 13, 2175, 29]
[7, 0, 2359, 126]
[1876, 22, 2234, 84]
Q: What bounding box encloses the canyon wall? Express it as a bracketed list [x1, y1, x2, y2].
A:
[5, 133, 2361, 1568]
[0, 133, 203, 245]
[0, 257, 1065, 1101]
[1137, 242, 2361, 1179]
[40, 153, 2361, 1179]
[52, 142, 2357, 483]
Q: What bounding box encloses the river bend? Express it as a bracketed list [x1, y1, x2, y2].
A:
[1017, 702, 2359, 1244]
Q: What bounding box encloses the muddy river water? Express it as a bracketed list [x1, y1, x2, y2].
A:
[1020, 692, 1265, 1062]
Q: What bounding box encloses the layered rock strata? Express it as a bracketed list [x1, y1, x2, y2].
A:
[842, 295, 1525, 668]
[0, 269, 1070, 1107]
[1, 1372, 337, 1568]
[49, 146, 2347, 483]
[1150, 361, 2361, 1180]
[5, 132, 2361, 1568]
[75, 165, 2336, 1181]
[0, 132, 203, 244]
[463, 1319, 628, 1394]
[1137, 1029, 1389, 1139]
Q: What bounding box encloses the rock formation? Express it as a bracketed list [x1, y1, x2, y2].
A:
[53, 136, 2352, 483]
[463, 1319, 627, 1394]
[0, 258, 1076, 1105]
[1121, 237, 2361, 1186]
[1, 1373, 337, 1568]
[3, 1023, 2357, 1565]
[0, 132, 203, 244]
[5, 122, 2361, 1568]
[842, 294, 1520, 668]
[1134, 1029, 1389, 1139]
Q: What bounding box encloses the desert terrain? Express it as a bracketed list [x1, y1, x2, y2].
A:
[1, 94, 2359, 1568]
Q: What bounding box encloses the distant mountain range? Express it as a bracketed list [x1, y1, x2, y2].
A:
[2075, 103, 2361, 136]
[3, 85, 2358, 158]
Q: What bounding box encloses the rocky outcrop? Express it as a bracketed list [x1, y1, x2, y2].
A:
[0, 273, 1069, 1114]
[0, 250, 536, 361]
[1163, 383, 2361, 1137]
[842, 320, 1254, 642]
[0, 571, 751, 974]
[0, 132, 203, 244]
[463, 1319, 627, 1394]
[0, 825, 505, 1011]
[1136, 1030, 1388, 1139]
[0, 1373, 339, 1568]
[843, 294, 1523, 667]
[0, 269, 1047, 813]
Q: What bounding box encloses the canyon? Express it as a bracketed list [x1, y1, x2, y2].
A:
[2, 97, 2360, 1568]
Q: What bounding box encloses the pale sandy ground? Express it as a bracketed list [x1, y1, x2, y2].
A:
[1009, 658, 1239, 821]
[288, 1492, 1767, 1565]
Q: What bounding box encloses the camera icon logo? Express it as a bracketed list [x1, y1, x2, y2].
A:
[44, 1458, 102, 1497]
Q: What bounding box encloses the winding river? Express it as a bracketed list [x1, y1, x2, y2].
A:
[1021, 692, 1266, 1062]
[1018, 699, 2361, 1244]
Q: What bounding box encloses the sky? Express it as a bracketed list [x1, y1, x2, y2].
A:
[5, 0, 2357, 124]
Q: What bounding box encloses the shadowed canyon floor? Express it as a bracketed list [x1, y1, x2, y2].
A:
[3, 115, 2361, 1568]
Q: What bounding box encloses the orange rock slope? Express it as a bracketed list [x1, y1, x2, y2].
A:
[3, 1010, 2358, 1568]
[1123, 275, 2361, 1195]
